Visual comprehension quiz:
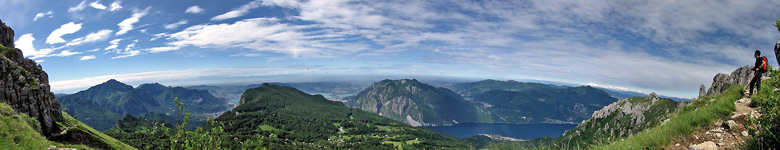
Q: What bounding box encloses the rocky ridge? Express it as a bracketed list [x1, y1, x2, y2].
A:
[347, 79, 479, 126]
[703, 65, 771, 97]
[0, 19, 64, 137]
[560, 93, 681, 142]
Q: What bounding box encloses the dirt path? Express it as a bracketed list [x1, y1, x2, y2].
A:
[664, 91, 761, 150]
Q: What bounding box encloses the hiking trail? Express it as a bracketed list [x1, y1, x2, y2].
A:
[665, 91, 762, 150]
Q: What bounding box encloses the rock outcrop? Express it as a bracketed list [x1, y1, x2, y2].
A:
[699, 84, 706, 98]
[0, 20, 12, 48]
[347, 79, 479, 126]
[705, 65, 771, 96]
[560, 93, 679, 142]
[0, 19, 64, 137]
[775, 39, 779, 67]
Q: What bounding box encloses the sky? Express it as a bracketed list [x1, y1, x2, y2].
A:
[1, 0, 780, 98]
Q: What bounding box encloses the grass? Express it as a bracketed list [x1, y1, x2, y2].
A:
[258, 124, 281, 131]
[57, 111, 138, 150]
[0, 102, 93, 150]
[591, 84, 742, 149]
[741, 68, 780, 149]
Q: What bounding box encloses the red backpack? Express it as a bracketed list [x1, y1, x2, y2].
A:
[761, 56, 768, 72]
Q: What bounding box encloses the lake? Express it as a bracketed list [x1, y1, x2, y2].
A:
[423, 123, 578, 140]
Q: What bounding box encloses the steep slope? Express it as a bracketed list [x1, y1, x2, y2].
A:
[558, 93, 680, 145]
[0, 21, 63, 136]
[473, 86, 618, 124]
[58, 80, 229, 131]
[214, 84, 473, 149]
[0, 19, 135, 149]
[0, 102, 91, 149]
[347, 79, 482, 126]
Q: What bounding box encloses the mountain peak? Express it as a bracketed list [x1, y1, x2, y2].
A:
[136, 83, 166, 90]
[105, 79, 122, 84]
[83, 79, 133, 93]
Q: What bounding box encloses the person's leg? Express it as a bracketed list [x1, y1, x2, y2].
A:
[757, 72, 762, 92]
[749, 73, 758, 96]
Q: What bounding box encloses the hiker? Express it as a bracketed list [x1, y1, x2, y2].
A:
[749, 50, 768, 97]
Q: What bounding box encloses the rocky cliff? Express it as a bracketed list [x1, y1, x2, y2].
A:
[559, 93, 680, 143]
[0, 19, 64, 136]
[703, 65, 771, 97]
[347, 79, 481, 126]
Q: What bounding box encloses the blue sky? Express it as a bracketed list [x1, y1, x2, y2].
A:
[1, 0, 780, 98]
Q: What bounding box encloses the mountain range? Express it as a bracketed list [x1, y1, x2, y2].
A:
[57, 79, 230, 131]
[347, 79, 619, 126]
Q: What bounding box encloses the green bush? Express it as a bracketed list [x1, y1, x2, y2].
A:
[774, 19, 780, 33]
[743, 68, 780, 149]
[159, 97, 266, 150]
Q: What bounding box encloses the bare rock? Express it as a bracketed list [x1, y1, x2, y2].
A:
[741, 131, 749, 137]
[775, 39, 780, 67]
[699, 84, 706, 98]
[707, 66, 771, 96]
[710, 128, 724, 133]
[0, 19, 13, 48]
[726, 120, 738, 129]
[0, 19, 64, 137]
[689, 141, 718, 150]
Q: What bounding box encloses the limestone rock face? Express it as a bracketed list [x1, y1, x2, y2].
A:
[706, 66, 771, 96]
[698, 84, 706, 98]
[775, 39, 779, 67]
[0, 19, 64, 137]
[0, 20, 12, 48]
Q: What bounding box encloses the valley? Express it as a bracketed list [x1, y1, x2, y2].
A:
[1, 1, 778, 149]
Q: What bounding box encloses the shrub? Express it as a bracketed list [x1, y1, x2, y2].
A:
[743, 68, 780, 149]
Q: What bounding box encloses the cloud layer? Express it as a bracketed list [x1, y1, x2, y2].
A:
[11, 0, 780, 98]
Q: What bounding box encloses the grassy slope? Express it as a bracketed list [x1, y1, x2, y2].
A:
[0, 102, 92, 149]
[56, 112, 138, 150]
[554, 96, 678, 148]
[481, 85, 742, 149]
[0, 101, 136, 150]
[592, 85, 742, 149]
[742, 68, 780, 149]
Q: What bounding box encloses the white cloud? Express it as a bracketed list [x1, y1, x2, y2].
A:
[46, 22, 82, 44]
[109, 1, 122, 11]
[116, 7, 150, 35]
[145, 46, 181, 53]
[112, 40, 140, 59]
[15, 34, 56, 59]
[211, 0, 263, 21]
[162, 17, 371, 58]
[124, 40, 136, 51]
[50, 50, 82, 57]
[68, 1, 88, 12]
[33, 11, 53, 21]
[163, 20, 188, 30]
[80, 55, 96, 60]
[67, 29, 113, 46]
[230, 53, 263, 57]
[90, 1, 107, 10]
[112, 50, 140, 59]
[105, 39, 121, 50]
[185, 5, 204, 14]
